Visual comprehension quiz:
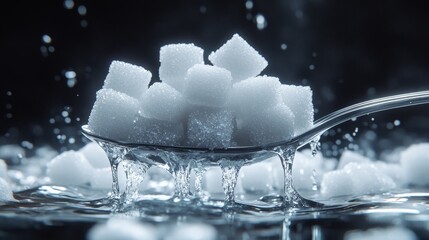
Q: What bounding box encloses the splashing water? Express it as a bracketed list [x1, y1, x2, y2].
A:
[219, 159, 243, 206]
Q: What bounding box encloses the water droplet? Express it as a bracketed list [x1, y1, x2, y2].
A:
[80, 20, 88, 28]
[21, 141, 34, 150]
[309, 64, 315, 70]
[255, 14, 267, 30]
[200, 5, 207, 13]
[281, 43, 287, 50]
[64, 71, 76, 79]
[6, 91, 12, 96]
[61, 111, 69, 117]
[394, 120, 401, 126]
[77, 5, 87, 15]
[245, 0, 253, 10]
[64, 0, 74, 10]
[42, 34, 51, 44]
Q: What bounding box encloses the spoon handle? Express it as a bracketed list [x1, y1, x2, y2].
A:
[293, 90, 429, 148]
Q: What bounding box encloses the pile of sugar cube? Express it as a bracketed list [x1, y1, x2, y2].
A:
[87, 34, 314, 148]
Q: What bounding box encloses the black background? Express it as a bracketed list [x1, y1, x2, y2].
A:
[1, 0, 429, 149]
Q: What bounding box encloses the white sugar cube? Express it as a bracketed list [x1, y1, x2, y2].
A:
[229, 76, 282, 119]
[239, 161, 273, 196]
[159, 43, 204, 91]
[0, 178, 14, 201]
[320, 169, 355, 198]
[103, 61, 152, 99]
[203, 167, 224, 196]
[292, 151, 324, 192]
[47, 150, 94, 186]
[129, 116, 184, 146]
[345, 227, 417, 240]
[140, 82, 188, 123]
[186, 109, 234, 148]
[400, 143, 429, 186]
[244, 104, 295, 146]
[88, 89, 139, 141]
[183, 64, 232, 107]
[321, 162, 396, 199]
[0, 160, 8, 180]
[87, 218, 157, 240]
[79, 142, 110, 169]
[165, 223, 217, 240]
[280, 85, 314, 135]
[208, 34, 267, 82]
[373, 161, 403, 186]
[337, 150, 371, 169]
[90, 166, 126, 190]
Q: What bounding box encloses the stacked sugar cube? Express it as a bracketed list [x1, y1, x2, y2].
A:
[88, 34, 315, 148]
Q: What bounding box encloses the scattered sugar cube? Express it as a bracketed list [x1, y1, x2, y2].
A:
[88, 89, 139, 141]
[239, 161, 274, 196]
[208, 34, 268, 82]
[103, 61, 152, 99]
[337, 150, 371, 169]
[47, 150, 94, 186]
[87, 217, 157, 240]
[400, 143, 429, 186]
[159, 43, 204, 91]
[79, 142, 110, 169]
[129, 116, 184, 146]
[280, 85, 314, 135]
[345, 227, 417, 240]
[90, 166, 126, 190]
[0, 160, 8, 180]
[140, 82, 188, 123]
[320, 168, 355, 198]
[165, 223, 217, 240]
[229, 76, 282, 119]
[186, 109, 234, 148]
[321, 162, 396, 198]
[0, 144, 25, 165]
[183, 64, 232, 107]
[0, 177, 14, 201]
[373, 161, 404, 186]
[292, 151, 324, 193]
[244, 104, 295, 146]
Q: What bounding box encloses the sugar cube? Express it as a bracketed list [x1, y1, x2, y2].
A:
[183, 64, 232, 107]
[129, 116, 184, 146]
[400, 143, 429, 186]
[229, 76, 282, 119]
[321, 162, 396, 198]
[79, 142, 110, 169]
[280, 85, 314, 135]
[87, 217, 157, 240]
[337, 150, 371, 169]
[345, 227, 417, 240]
[244, 103, 295, 146]
[88, 89, 139, 141]
[165, 223, 217, 240]
[47, 150, 94, 186]
[186, 109, 234, 149]
[140, 82, 188, 123]
[292, 151, 324, 192]
[0, 178, 14, 201]
[103, 61, 152, 99]
[208, 34, 267, 82]
[239, 161, 273, 196]
[159, 43, 204, 92]
[90, 166, 126, 190]
[0, 160, 8, 180]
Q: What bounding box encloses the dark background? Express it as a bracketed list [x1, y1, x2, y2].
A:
[1, 0, 429, 150]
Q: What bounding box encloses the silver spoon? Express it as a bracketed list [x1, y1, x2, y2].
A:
[82, 90, 429, 209]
